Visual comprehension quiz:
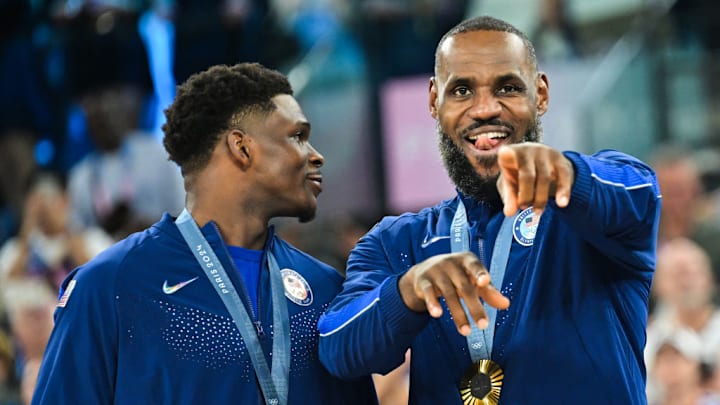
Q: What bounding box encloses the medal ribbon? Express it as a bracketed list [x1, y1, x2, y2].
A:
[451, 201, 514, 362]
[176, 209, 290, 405]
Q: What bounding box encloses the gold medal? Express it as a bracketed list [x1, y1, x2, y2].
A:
[459, 359, 504, 405]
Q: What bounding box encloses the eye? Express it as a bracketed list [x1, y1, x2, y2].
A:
[451, 86, 472, 97]
[291, 131, 305, 143]
[497, 84, 524, 95]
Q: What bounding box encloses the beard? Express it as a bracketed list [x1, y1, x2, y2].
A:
[438, 118, 542, 207]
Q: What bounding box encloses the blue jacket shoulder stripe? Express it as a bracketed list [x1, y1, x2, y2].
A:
[318, 281, 385, 337]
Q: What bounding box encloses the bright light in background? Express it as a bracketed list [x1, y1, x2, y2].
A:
[381, 76, 456, 213]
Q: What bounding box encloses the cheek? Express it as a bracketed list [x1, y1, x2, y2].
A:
[438, 104, 463, 126]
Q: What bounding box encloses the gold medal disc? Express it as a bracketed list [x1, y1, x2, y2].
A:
[459, 359, 504, 405]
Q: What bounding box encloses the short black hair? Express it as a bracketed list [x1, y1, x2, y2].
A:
[434, 16, 538, 73]
[163, 63, 293, 175]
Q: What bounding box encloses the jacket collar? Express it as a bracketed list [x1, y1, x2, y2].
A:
[157, 212, 277, 253]
[456, 189, 502, 231]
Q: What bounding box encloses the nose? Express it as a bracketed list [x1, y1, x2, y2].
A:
[467, 90, 502, 121]
[308, 143, 324, 168]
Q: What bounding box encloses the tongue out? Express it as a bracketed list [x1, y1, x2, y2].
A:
[474, 135, 503, 150]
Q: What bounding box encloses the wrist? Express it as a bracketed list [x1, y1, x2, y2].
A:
[398, 271, 427, 312]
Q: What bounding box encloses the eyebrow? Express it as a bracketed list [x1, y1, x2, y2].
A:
[494, 73, 527, 86]
[298, 121, 311, 131]
[445, 72, 527, 88]
[446, 76, 472, 87]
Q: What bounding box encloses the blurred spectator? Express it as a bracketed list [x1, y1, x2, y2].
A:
[67, 83, 185, 239]
[274, 212, 379, 275]
[44, 0, 155, 170]
[0, 279, 55, 383]
[18, 358, 40, 405]
[646, 237, 720, 403]
[349, 0, 467, 207]
[327, 212, 378, 273]
[165, 0, 305, 86]
[0, 131, 37, 247]
[466, 0, 584, 62]
[650, 329, 720, 405]
[532, 0, 580, 61]
[269, 0, 365, 88]
[670, 0, 720, 51]
[0, 330, 20, 405]
[353, 0, 466, 80]
[0, 0, 54, 141]
[0, 172, 113, 292]
[50, 0, 152, 100]
[669, 0, 720, 146]
[651, 144, 720, 288]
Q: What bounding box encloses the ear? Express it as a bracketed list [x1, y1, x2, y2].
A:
[429, 76, 439, 120]
[226, 129, 252, 168]
[536, 72, 550, 116]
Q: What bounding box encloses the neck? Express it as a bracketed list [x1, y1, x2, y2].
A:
[185, 171, 269, 251]
[187, 204, 268, 250]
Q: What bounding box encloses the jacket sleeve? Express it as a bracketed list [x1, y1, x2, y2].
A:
[32, 264, 118, 405]
[318, 218, 429, 379]
[559, 150, 661, 273]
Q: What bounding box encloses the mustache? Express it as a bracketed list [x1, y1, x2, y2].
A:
[458, 119, 515, 139]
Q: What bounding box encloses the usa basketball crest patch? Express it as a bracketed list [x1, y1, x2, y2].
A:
[513, 207, 539, 246]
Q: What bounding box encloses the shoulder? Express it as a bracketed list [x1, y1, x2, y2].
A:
[74, 230, 152, 285]
[566, 149, 655, 174]
[368, 199, 454, 238]
[564, 149, 659, 198]
[273, 237, 341, 280]
[272, 237, 349, 306]
[76, 215, 180, 284]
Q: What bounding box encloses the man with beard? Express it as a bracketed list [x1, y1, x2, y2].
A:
[318, 16, 661, 404]
[31, 63, 377, 405]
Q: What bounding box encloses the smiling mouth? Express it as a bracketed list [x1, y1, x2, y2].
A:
[466, 131, 509, 151]
[306, 175, 323, 194]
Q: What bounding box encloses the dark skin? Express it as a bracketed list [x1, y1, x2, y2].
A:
[398, 30, 575, 336]
[185, 94, 325, 250]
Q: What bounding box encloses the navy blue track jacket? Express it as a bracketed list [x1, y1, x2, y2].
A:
[33, 214, 377, 405]
[319, 150, 661, 404]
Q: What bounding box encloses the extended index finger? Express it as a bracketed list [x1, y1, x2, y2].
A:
[466, 259, 510, 311]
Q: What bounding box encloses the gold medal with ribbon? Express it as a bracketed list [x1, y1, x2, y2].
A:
[459, 359, 504, 405]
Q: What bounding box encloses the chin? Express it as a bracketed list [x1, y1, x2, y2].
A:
[297, 204, 317, 223]
[469, 156, 500, 181]
[471, 156, 499, 172]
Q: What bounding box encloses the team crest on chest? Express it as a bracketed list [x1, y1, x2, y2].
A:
[281, 268, 313, 306]
[513, 207, 539, 246]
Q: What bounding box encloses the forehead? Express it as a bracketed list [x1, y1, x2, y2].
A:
[437, 30, 531, 79]
[271, 94, 305, 119]
[253, 94, 307, 129]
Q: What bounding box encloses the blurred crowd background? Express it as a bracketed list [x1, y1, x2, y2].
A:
[2, 0, 720, 404]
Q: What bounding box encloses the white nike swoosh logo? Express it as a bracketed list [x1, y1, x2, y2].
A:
[163, 277, 200, 294]
[420, 235, 450, 248]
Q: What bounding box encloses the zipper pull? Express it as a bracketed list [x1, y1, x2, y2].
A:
[254, 321, 265, 338]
